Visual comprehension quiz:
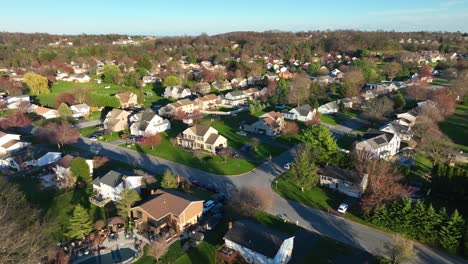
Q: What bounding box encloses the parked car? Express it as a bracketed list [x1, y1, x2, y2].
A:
[191, 180, 205, 189]
[283, 163, 291, 170]
[120, 134, 129, 139]
[89, 136, 97, 141]
[203, 200, 215, 214]
[337, 203, 348, 214]
[240, 145, 253, 152]
[235, 131, 247, 136]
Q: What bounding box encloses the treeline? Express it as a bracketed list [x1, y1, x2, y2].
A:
[370, 199, 466, 254]
[432, 163, 468, 202]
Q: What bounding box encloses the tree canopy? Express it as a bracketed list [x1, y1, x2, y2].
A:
[66, 205, 93, 239]
[24, 72, 50, 95]
[299, 126, 338, 164]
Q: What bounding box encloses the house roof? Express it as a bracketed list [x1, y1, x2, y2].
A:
[178, 99, 193, 106]
[224, 220, 293, 259]
[228, 90, 244, 97]
[135, 189, 202, 221]
[106, 108, 129, 119]
[0, 131, 7, 138]
[318, 165, 364, 184]
[1, 139, 17, 149]
[93, 170, 125, 188]
[186, 124, 211, 137]
[133, 110, 156, 131]
[291, 104, 313, 117]
[199, 94, 218, 101]
[361, 130, 395, 149]
[205, 133, 223, 145]
[71, 103, 89, 110]
[34, 106, 53, 115]
[56, 155, 74, 168]
[116, 91, 136, 103]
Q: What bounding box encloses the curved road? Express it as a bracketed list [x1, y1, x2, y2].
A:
[74, 137, 465, 264]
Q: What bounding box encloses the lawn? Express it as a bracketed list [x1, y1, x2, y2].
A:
[320, 114, 338, 125]
[125, 132, 258, 175]
[35, 81, 169, 109]
[439, 104, 468, 152]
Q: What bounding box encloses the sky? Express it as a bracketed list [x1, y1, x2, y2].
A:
[1, 0, 467, 36]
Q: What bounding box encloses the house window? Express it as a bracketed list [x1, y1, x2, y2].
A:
[136, 210, 142, 218]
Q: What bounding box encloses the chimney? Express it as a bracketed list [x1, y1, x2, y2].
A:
[151, 189, 157, 195]
[228, 222, 232, 230]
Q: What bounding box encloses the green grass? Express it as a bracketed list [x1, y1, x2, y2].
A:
[124, 132, 258, 175]
[320, 114, 338, 125]
[439, 104, 468, 152]
[255, 212, 299, 234]
[79, 126, 100, 137]
[35, 81, 169, 109]
[336, 134, 357, 150]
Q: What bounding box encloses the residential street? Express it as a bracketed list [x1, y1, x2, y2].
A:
[72, 137, 466, 264]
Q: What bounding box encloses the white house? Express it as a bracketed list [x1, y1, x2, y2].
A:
[129, 109, 171, 136]
[223, 220, 294, 264]
[70, 103, 90, 118]
[92, 170, 143, 202]
[177, 125, 227, 154]
[0, 132, 30, 156]
[32, 105, 59, 119]
[6, 95, 30, 109]
[219, 91, 247, 106]
[317, 101, 339, 114]
[284, 104, 316, 122]
[318, 165, 368, 198]
[380, 121, 413, 142]
[23, 152, 62, 167]
[355, 130, 401, 159]
[142, 76, 161, 85]
[163, 86, 191, 99]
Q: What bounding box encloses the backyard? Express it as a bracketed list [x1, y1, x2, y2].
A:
[439, 104, 468, 152]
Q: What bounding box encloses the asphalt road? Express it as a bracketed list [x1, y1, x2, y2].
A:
[73, 137, 465, 264]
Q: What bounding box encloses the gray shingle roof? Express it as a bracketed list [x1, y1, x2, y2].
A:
[362, 130, 394, 149]
[318, 165, 364, 184]
[93, 170, 124, 188]
[224, 220, 293, 259]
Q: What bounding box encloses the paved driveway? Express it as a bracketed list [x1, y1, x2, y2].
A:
[69, 137, 466, 264]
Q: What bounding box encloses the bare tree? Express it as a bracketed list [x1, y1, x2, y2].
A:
[418, 128, 453, 165]
[342, 68, 364, 97]
[406, 84, 429, 101]
[287, 72, 311, 106]
[385, 61, 402, 81]
[148, 237, 169, 263]
[134, 169, 157, 189]
[384, 234, 415, 264]
[34, 121, 80, 148]
[364, 96, 394, 120]
[141, 134, 162, 150]
[228, 186, 274, 217]
[0, 178, 51, 264]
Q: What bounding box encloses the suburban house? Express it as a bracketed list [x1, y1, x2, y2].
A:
[0, 132, 30, 156]
[5, 95, 30, 109]
[318, 165, 368, 198]
[103, 109, 131, 132]
[177, 124, 227, 154]
[115, 91, 138, 109]
[317, 101, 339, 114]
[219, 91, 247, 106]
[23, 152, 62, 167]
[355, 130, 401, 159]
[380, 121, 413, 142]
[396, 111, 418, 127]
[221, 220, 294, 264]
[196, 94, 219, 110]
[70, 103, 90, 118]
[283, 104, 316, 122]
[142, 76, 161, 85]
[53, 155, 94, 181]
[131, 189, 203, 232]
[158, 99, 198, 117]
[230, 78, 248, 88]
[212, 80, 232, 91]
[64, 74, 90, 83]
[330, 69, 343, 78]
[244, 112, 285, 136]
[163, 86, 192, 99]
[243, 88, 260, 100]
[32, 106, 59, 119]
[129, 109, 171, 136]
[92, 170, 143, 202]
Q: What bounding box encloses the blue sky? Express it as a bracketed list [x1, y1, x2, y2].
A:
[1, 0, 467, 35]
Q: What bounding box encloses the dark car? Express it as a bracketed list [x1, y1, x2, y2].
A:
[205, 184, 220, 193]
[191, 180, 205, 188]
[240, 145, 252, 152]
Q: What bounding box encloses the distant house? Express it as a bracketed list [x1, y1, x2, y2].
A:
[0, 132, 30, 156]
[223, 220, 294, 264]
[92, 170, 143, 202]
[243, 88, 260, 100]
[355, 130, 401, 159]
[284, 104, 316, 122]
[396, 111, 418, 127]
[195, 82, 211, 95]
[6, 95, 30, 109]
[69, 74, 90, 83]
[163, 86, 191, 99]
[103, 109, 131, 132]
[319, 165, 368, 198]
[177, 124, 227, 154]
[142, 76, 161, 85]
[158, 99, 198, 117]
[219, 91, 247, 106]
[330, 69, 343, 78]
[380, 121, 413, 142]
[244, 112, 285, 136]
[129, 109, 170, 136]
[23, 152, 62, 167]
[317, 101, 339, 114]
[70, 103, 90, 118]
[33, 106, 59, 119]
[131, 189, 204, 232]
[230, 78, 248, 88]
[53, 155, 93, 181]
[115, 91, 138, 109]
[212, 80, 232, 91]
[196, 94, 219, 110]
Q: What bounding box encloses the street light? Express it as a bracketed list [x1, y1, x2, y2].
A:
[275, 180, 278, 189]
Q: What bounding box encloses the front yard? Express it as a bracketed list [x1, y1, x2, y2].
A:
[439, 104, 468, 152]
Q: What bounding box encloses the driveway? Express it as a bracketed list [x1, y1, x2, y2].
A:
[70, 137, 465, 264]
[75, 119, 103, 129]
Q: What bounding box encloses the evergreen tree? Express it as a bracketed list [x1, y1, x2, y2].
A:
[393, 92, 406, 110]
[424, 205, 441, 244]
[299, 126, 338, 164]
[57, 103, 73, 119]
[290, 149, 319, 191]
[161, 170, 179, 189]
[338, 100, 345, 112]
[66, 205, 93, 239]
[410, 200, 427, 241]
[313, 98, 320, 110]
[116, 187, 141, 219]
[438, 210, 465, 254]
[70, 157, 90, 182]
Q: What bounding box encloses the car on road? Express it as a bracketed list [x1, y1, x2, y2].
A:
[89, 136, 97, 141]
[191, 180, 205, 189]
[235, 131, 247, 136]
[283, 163, 291, 170]
[203, 200, 215, 214]
[240, 145, 253, 152]
[337, 203, 348, 214]
[120, 133, 129, 139]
